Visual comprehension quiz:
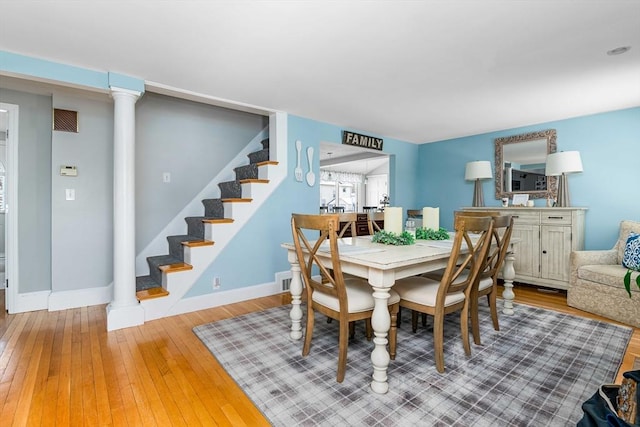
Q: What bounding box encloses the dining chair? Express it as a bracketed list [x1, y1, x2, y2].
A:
[367, 215, 382, 235]
[337, 213, 358, 238]
[291, 213, 400, 382]
[423, 211, 513, 345]
[393, 215, 494, 373]
[470, 214, 513, 343]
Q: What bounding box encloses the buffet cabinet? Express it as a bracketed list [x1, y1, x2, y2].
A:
[463, 207, 587, 290]
[337, 213, 384, 237]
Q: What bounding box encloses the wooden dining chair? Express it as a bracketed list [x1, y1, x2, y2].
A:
[469, 214, 513, 343]
[291, 213, 400, 382]
[337, 213, 358, 238]
[428, 211, 514, 344]
[367, 216, 382, 235]
[393, 215, 494, 373]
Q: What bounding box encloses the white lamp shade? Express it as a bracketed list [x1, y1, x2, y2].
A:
[546, 151, 583, 176]
[465, 160, 493, 180]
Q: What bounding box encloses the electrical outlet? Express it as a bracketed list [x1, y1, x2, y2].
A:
[213, 277, 221, 289]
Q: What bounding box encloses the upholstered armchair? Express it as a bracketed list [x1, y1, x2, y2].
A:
[568, 220, 640, 328]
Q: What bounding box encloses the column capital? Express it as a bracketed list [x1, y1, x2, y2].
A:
[110, 86, 142, 100]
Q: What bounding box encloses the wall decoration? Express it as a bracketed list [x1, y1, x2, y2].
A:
[342, 130, 383, 151]
[294, 140, 303, 182]
[306, 146, 315, 186]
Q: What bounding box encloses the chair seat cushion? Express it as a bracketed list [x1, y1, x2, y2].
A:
[393, 276, 465, 307]
[312, 278, 400, 313]
[577, 264, 631, 289]
[423, 269, 493, 291]
[477, 276, 493, 291]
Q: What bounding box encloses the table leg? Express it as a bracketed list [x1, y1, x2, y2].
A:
[370, 285, 391, 394]
[288, 259, 303, 340]
[502, 247, 516, 315]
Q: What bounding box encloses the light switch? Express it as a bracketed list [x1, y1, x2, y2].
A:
[65, 189, 75, 201]
[163, 172, 171, 183]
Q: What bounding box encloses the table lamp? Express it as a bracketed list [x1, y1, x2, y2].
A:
[545, 151, 583, 207]
[465, 160, 493, 207]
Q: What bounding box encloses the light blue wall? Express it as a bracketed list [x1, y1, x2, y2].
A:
[418, 107, 640, 250]
[186, 115, 421, 296]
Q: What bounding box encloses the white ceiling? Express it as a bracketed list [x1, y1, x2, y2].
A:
[0, 1, 639, 146]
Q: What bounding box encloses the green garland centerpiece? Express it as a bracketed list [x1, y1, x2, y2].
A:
[415, 227, 450, 240]
[372, 230, 415, 245]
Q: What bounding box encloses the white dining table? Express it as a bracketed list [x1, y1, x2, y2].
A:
[281, 235, 518, 394]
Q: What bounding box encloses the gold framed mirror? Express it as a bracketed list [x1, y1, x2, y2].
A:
[495, 129, 557, 200]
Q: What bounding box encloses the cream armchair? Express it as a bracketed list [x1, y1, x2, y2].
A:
[568, 220, 640, 328]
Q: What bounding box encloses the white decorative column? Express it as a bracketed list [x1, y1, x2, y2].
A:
[106, 87, 145, 331]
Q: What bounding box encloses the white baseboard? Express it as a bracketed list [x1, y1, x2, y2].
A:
[168, 281, 282, 317]
[13, 290, 51, 313]
[48, 283, 114, 311]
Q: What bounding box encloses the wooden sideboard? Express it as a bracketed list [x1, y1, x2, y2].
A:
[336, 212, 384, 237]
[463, 207, 587, 290]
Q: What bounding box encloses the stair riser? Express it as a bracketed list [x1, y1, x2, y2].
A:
[234, 164, 258, 180]
[185, 218, 206, 239]
[166, 236, 192, 261]
[219, 181, 242, 199]
[258, 163, 278, 180]
[202, 199, 224, 218]
[248, 149, 269, 164]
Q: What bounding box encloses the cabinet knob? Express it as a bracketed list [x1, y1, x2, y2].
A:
[542, 250, 547, 254]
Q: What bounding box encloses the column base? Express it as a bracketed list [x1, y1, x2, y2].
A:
[106, 302, 145, 331]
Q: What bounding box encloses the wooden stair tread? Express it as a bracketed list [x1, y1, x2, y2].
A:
[239, 178, 269, 184]
[221, 198, 252, 203]
[182, 239, 214, 247]
[159, 262, 193, 273]
[202, 218, 234, 224]
[257, 160, 278, 166]
[136, 287, 169, 301]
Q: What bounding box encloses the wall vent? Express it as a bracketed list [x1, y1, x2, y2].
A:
[53, 109, 78, 133]
[275, 270, 293, 291]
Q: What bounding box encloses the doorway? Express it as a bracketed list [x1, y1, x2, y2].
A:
[0, 103, 18, 313]
[319, 141, 389, 213]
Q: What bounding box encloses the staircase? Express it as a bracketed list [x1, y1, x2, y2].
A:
[135, 137, 277, 304]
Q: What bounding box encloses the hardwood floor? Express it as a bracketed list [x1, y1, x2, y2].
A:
[0, 286, 638, 426]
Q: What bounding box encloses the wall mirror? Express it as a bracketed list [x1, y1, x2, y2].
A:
[495, 129, 557, 200]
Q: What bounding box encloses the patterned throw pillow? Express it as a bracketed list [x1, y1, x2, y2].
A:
[622, 232, 640, 271]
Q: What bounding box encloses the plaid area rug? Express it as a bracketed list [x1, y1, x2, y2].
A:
[193, 303, 632, 427]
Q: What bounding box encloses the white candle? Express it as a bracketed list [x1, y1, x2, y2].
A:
[384, 207, 403, 235]
[422, 207, 440, 230]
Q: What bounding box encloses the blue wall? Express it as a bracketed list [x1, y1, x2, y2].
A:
[418, 107, 640, 250]
[186, 115, 421, 296]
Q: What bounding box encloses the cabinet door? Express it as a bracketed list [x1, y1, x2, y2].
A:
[541, 225, 572, 282]
[511, 224, 540, 279]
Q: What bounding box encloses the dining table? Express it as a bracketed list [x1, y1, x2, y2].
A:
[281, 235, 518, 394]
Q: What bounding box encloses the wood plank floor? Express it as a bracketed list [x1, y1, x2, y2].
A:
[0, 285, 638, 426]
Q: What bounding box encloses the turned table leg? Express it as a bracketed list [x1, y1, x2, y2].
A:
[502, 246, 516, 315]
[288, 255, 303, 340]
